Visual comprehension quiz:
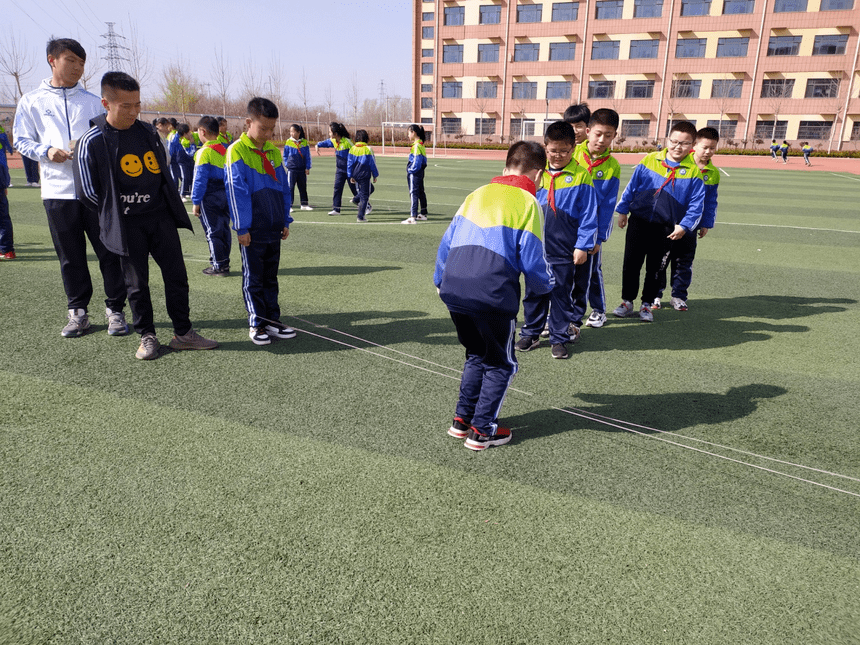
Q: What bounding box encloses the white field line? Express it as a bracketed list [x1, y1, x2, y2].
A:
[718, 222, 860, 234]
[828, 172, 860, 182]
[718, 166, 730, 177]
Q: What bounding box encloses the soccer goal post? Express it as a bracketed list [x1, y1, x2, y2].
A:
[381, 121, 437, 157]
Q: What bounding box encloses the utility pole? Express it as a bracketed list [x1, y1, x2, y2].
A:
[99, 22, 129, 73]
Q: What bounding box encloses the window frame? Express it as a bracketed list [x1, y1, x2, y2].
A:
[551, 2, 579, 21]
[629, 39, 659, 59]
[591, 40, 621, 60]
[716, 37, 749, 58]
[514, 43, 541, 62]
[625, 80, 655, 99]
[517, 4, 543, 22]
[441, 81, 463, 98]
[549, 42, 577, 61]
[587, 80, 616, 99]
[442, 44, 464, 64]
[443, 6, 466, 26]
[512, 81, 538, 100]
[676, 38, 707, 58]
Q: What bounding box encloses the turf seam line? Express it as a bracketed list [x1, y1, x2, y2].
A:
[554, 406, 860, 499]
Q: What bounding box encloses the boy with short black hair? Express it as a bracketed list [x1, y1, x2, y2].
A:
[563, 102, 591, 145]
[572, 108, 621, 329]
[192, 115, 231, 277]
[225, 97, 296, 346]
[347, 129, 379, 223]
[169, 123, 196, 199]
[75, 71, 218, 359]
[217, 117, 234, 145]
[435, 141, 554, 450]
[515, 121, 597, 359]
[613, 121, 705, 322]
[801, 142, 813, 166]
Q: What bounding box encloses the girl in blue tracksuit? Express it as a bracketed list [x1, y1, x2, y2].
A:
[402, 124, 428, 224]
[315, 122, 357, 215]
[169, 123, 197, 198]
[283, 123, 313, 210]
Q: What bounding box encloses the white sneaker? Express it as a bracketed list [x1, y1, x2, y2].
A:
[401, 217, 417, 225]
[180, 196, 188, 203]
[62, 308, 91, 337]
[265, 322, 297, 339]
[652, 297, 662, 310]
[328, 210, 340, 216]
[671, 297, 688, 311]
[639, 303, 653, 322]
[365, 202, 373, 214]
[415, 214, 428, 221]
[585, 311, 606, 328]
[300, 205, 313, 211]
[613, 300, 635, 317]
[249, 326, 271, 345]
[540, 322, 550, 338]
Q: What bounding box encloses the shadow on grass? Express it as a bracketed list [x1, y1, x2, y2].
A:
[278, 265, 401, 277]
[503, 384, 787, 442]
[579, 295, 855, 353]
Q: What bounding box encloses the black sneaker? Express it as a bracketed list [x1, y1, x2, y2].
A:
[202, 266, 229, 277]
[515, 336, 540, 351]
[447, 416, 470, 439]
[551, 343, 569, 359]
[265, 322, 297, 339]
[249, 326, 271, 345]
[464, 426, 512, 451]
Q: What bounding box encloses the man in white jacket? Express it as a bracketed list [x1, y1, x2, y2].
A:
[13, 38, 129, 338]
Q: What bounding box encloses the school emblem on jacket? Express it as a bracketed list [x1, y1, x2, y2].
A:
[565, 176, 572, 183]
[703, 174, 709, 181]
[680, 169, 687, 175]
[596, 171, 604, 178]
[44, 109, 55, 117]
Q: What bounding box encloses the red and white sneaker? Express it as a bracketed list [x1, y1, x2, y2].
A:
[447, 416, 470, 439]
[464, 426, 512, 451]
[0, 251, 16, 260]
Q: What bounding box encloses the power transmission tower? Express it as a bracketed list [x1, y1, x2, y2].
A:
[100, 22, 129, 73]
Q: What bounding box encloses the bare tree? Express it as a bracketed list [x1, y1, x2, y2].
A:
[712, 76, 743, 140]
[298, 68, 311, 128]
[345, 72, 360, 131]
[0, 35, 36, 100]
[213, 46, 232, 117]
[240, 56, 262, 100]
[324, 83, 335, 119]
[79, 43, 104, 93]
[267, 53, 287, 140]
[155, 60, 202, 119]
[125, 17, 153, 89]
[824, 75, 844, 153]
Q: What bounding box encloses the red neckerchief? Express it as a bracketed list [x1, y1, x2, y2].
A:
[582, 150, 610, 175]
[248, 146, 278, 182]
[211, 143, 227, 156]
[654, 159, 678, 196]
[491, 174, 537, 197]
[545, 170, 565, 216]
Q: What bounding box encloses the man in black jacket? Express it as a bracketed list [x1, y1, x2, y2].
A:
[75, 71, 217, 360]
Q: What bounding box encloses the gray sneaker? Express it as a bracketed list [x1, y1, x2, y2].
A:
[61, 308, 91, 337]
[169, 329, 219, 351]
[639, 303, 653, 322]
[613, 300, 635, 317]
[585, 311, 606, 328]
[106, 308, 130, 336]
[135, 333, 160, 360]
[671, 297, 688, 311]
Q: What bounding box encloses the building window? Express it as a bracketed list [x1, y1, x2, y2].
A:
[422, 49, 433, 58]
[634, 0, 663, 17]
[820, 0, 853, 7]
[761, 79, 795, 98]
[422, 27, 434, 39]
[441, 117, 462, 134]
[716, 37, 749, 57]
[592, 40, 620, 60]
[773, 0, 807, 10]
[680, 0, 711, 15]
[512, 82, 538, 99]
[443, 45, 464, 63]
[510, 118, 536, 137]
[421, 98, 433, 109]
[475, 118, 497, 135]
[676, 38, 707, 58]
[421, 117, 433, 124]
[547, 81, 572, 100]
[444, 6, 465, 25]
[755, 120, 788, 139]
[622, 119, 651, 137]
[421, 84, 433, 92]
[626, 80, 655, 99]
[517, 5, 543, 22]
[595, 0, 624, 18]
[421, 63, 434, 74]
[723, 0, 754, 13]
[851, 122, 860, 140]
[706, 119, 738, 138]
[805, 78, 840, 98]
[671, 79, 702, 98]
[442, 82, 463, 98]
[550, 42, 577, 60]
[422, 12, 434, 21]
[767, 36, 802, 56]
[813, 34, 849, 56]
[514, 43, 540, 62]
[797, 120, 832, 138]
[480, 5, 502, 23]
[712, 79, 743, 98]
[476, 81, 498, 98]
[630, 39, 659, 59]
[478, 43, 500, 62]
[588, 80, 616, 98]
[552, 2, 579, 20]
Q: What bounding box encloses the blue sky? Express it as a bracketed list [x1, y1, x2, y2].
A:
[5, 0, 413, 107]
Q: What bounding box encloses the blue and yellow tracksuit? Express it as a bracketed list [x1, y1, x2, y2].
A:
[169, 135, 196, 196]
[802, 144, 813, 165]
[282, 137, 312, 207]
[573, 141, 621, 316]
[520, 157, 598, 343]
[192, 140, 231, 271]
[218, 131, 234, 146]
[347, 142, 379, 220]
[616, 149, 704, 305]
[225, 133, 293, 328]
[780, 142, 789, 162]
[770, 141, 779, 159]
[435, 174, 553, 435]
[0, 126, 12, 254]
[407, 140, 428, 217]
[317, 136, 356, 210]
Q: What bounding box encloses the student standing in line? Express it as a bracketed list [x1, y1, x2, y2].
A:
[402, 124, 428, 225]
[347, 129, 379, 223]
[315, 122, 357, 215]
[283, 123, 313, 212]
[192, 116, 232, 277]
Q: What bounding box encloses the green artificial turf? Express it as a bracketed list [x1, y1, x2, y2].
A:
[1, 158, 859, 644]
